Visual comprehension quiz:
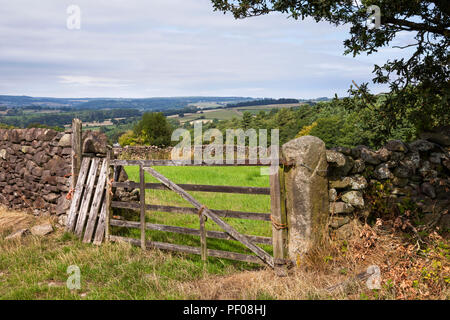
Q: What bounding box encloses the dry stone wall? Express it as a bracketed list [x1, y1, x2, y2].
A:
[326, 129, 450, 235]
[0, 128, 72, 215]
[0, 128, 108, 215]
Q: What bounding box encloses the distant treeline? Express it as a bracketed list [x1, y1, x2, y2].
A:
[0, 95, 254, 110]
[0, 108, 141, 128]
[225, 98, 299, 108]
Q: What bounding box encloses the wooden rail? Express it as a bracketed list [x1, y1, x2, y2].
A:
[111, 201, 271, 221]
[110, 219, 272, 245]
[109, 235, 265, 265]
[111, 159, 272, 167]
[112, 181, 270, 195]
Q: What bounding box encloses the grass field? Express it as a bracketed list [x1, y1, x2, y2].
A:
[174, 103, 302, 123]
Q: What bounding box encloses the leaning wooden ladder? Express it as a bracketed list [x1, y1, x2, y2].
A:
[66, 156, 110, 244]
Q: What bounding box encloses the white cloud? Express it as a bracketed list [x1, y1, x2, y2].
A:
[0, 0, 414, 98]
[58, 75, 132, 88]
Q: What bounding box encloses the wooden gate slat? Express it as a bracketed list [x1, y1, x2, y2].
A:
[66, 157, 91, 231]
[83, 159, 108, 243]
[74, 157, 101, 237]
[143, 167, 274, 268]
[110, 235, 264, 265]
[110, 219, 272, 245]
[93, 201, 107, 245]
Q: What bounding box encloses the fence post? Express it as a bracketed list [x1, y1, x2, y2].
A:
[71, 119, 82, 189]
[270, 167, 288, 265]
[281, 136, 329, 264]
[139, 164, 146, 250]
[199, 211, 207, 261]
[105, 149, 112, 242]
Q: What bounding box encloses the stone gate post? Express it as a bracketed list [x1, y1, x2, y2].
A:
[281, 136, 329, 263]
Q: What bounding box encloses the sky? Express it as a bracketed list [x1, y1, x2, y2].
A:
[0, 0, 415, 99]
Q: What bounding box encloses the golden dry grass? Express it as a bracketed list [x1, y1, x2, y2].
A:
[0, 206, 35, 235]
[1, 205, 448, 300]
[175, 220, 449, 300]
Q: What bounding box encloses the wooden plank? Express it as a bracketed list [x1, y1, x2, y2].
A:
[66, 157, 91, 231]
[110, 219, 272, 245]
[112, 181, 270, 195]
[93, 202, 107, 245]
[111, 201, 271, 221]
[199, 211, 207, 261]
[139, 165, 146, 250]
[113, 165, 122, 182]
[270, 167, 288, 263]
[74, 157, 100, 237]
[71, 119, 82, 191]
[111, 159, 270, 167]
[83, 159, 108, 243]
[109, 235, 264, 265]
[104, 150, 112, 242]
[143, 167, 274, 268]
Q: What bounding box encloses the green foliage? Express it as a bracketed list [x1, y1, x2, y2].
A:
[26, 123, 64, 132]
[211, 0, 450, 136]
[296, 121, 317, 138]
[119, 112, 173, 147]
[203, 94, 420, 149]
[0, 108, 141, 128]
[0, 123, 15, 129]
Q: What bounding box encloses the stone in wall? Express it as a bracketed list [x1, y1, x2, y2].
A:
[0, 127, 108, 215]
[326, 128, 450, 235]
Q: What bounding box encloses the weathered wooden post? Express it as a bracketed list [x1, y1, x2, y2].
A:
[71, 119, 82, 190]
[139, 164, 146, 250]
[199, 210, 207, 261]
[104, 148, 112, 242]
[270, 167, 288, 265]
[281, 136, 329, 264]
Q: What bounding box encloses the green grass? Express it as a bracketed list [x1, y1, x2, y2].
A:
[0, 166, 273, 299]
[113, 166, 273, 258]
[175, 103, 302, 123]
[0, 232, 253, 299]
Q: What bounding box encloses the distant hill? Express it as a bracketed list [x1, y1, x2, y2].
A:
[0, 95, 255, 110]
[0, 95, 330, 111]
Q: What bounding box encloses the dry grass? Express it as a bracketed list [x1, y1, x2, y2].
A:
[0, 205, 55, 236]
[176, 220, 449, 300]
[1, 205, 448, 300]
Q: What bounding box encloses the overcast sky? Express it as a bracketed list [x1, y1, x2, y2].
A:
[0, 0, 414, 99]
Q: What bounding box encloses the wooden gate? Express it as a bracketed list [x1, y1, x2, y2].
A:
[107, 159, 288, 268]
[65, 155, 110, 244]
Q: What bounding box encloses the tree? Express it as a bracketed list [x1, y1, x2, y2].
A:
[242, 111, 253, 129]
[211, 0, 449, 134]
[132, 112, 173, 147]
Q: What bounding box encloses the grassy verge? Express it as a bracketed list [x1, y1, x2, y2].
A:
[0, 230, 254, 299]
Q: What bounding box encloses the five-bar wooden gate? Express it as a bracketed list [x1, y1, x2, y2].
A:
[107, 159, 288, 268]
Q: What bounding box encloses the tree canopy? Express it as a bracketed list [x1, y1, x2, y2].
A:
[119, 112, 173, 147]
[211, 0, 449, 133]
